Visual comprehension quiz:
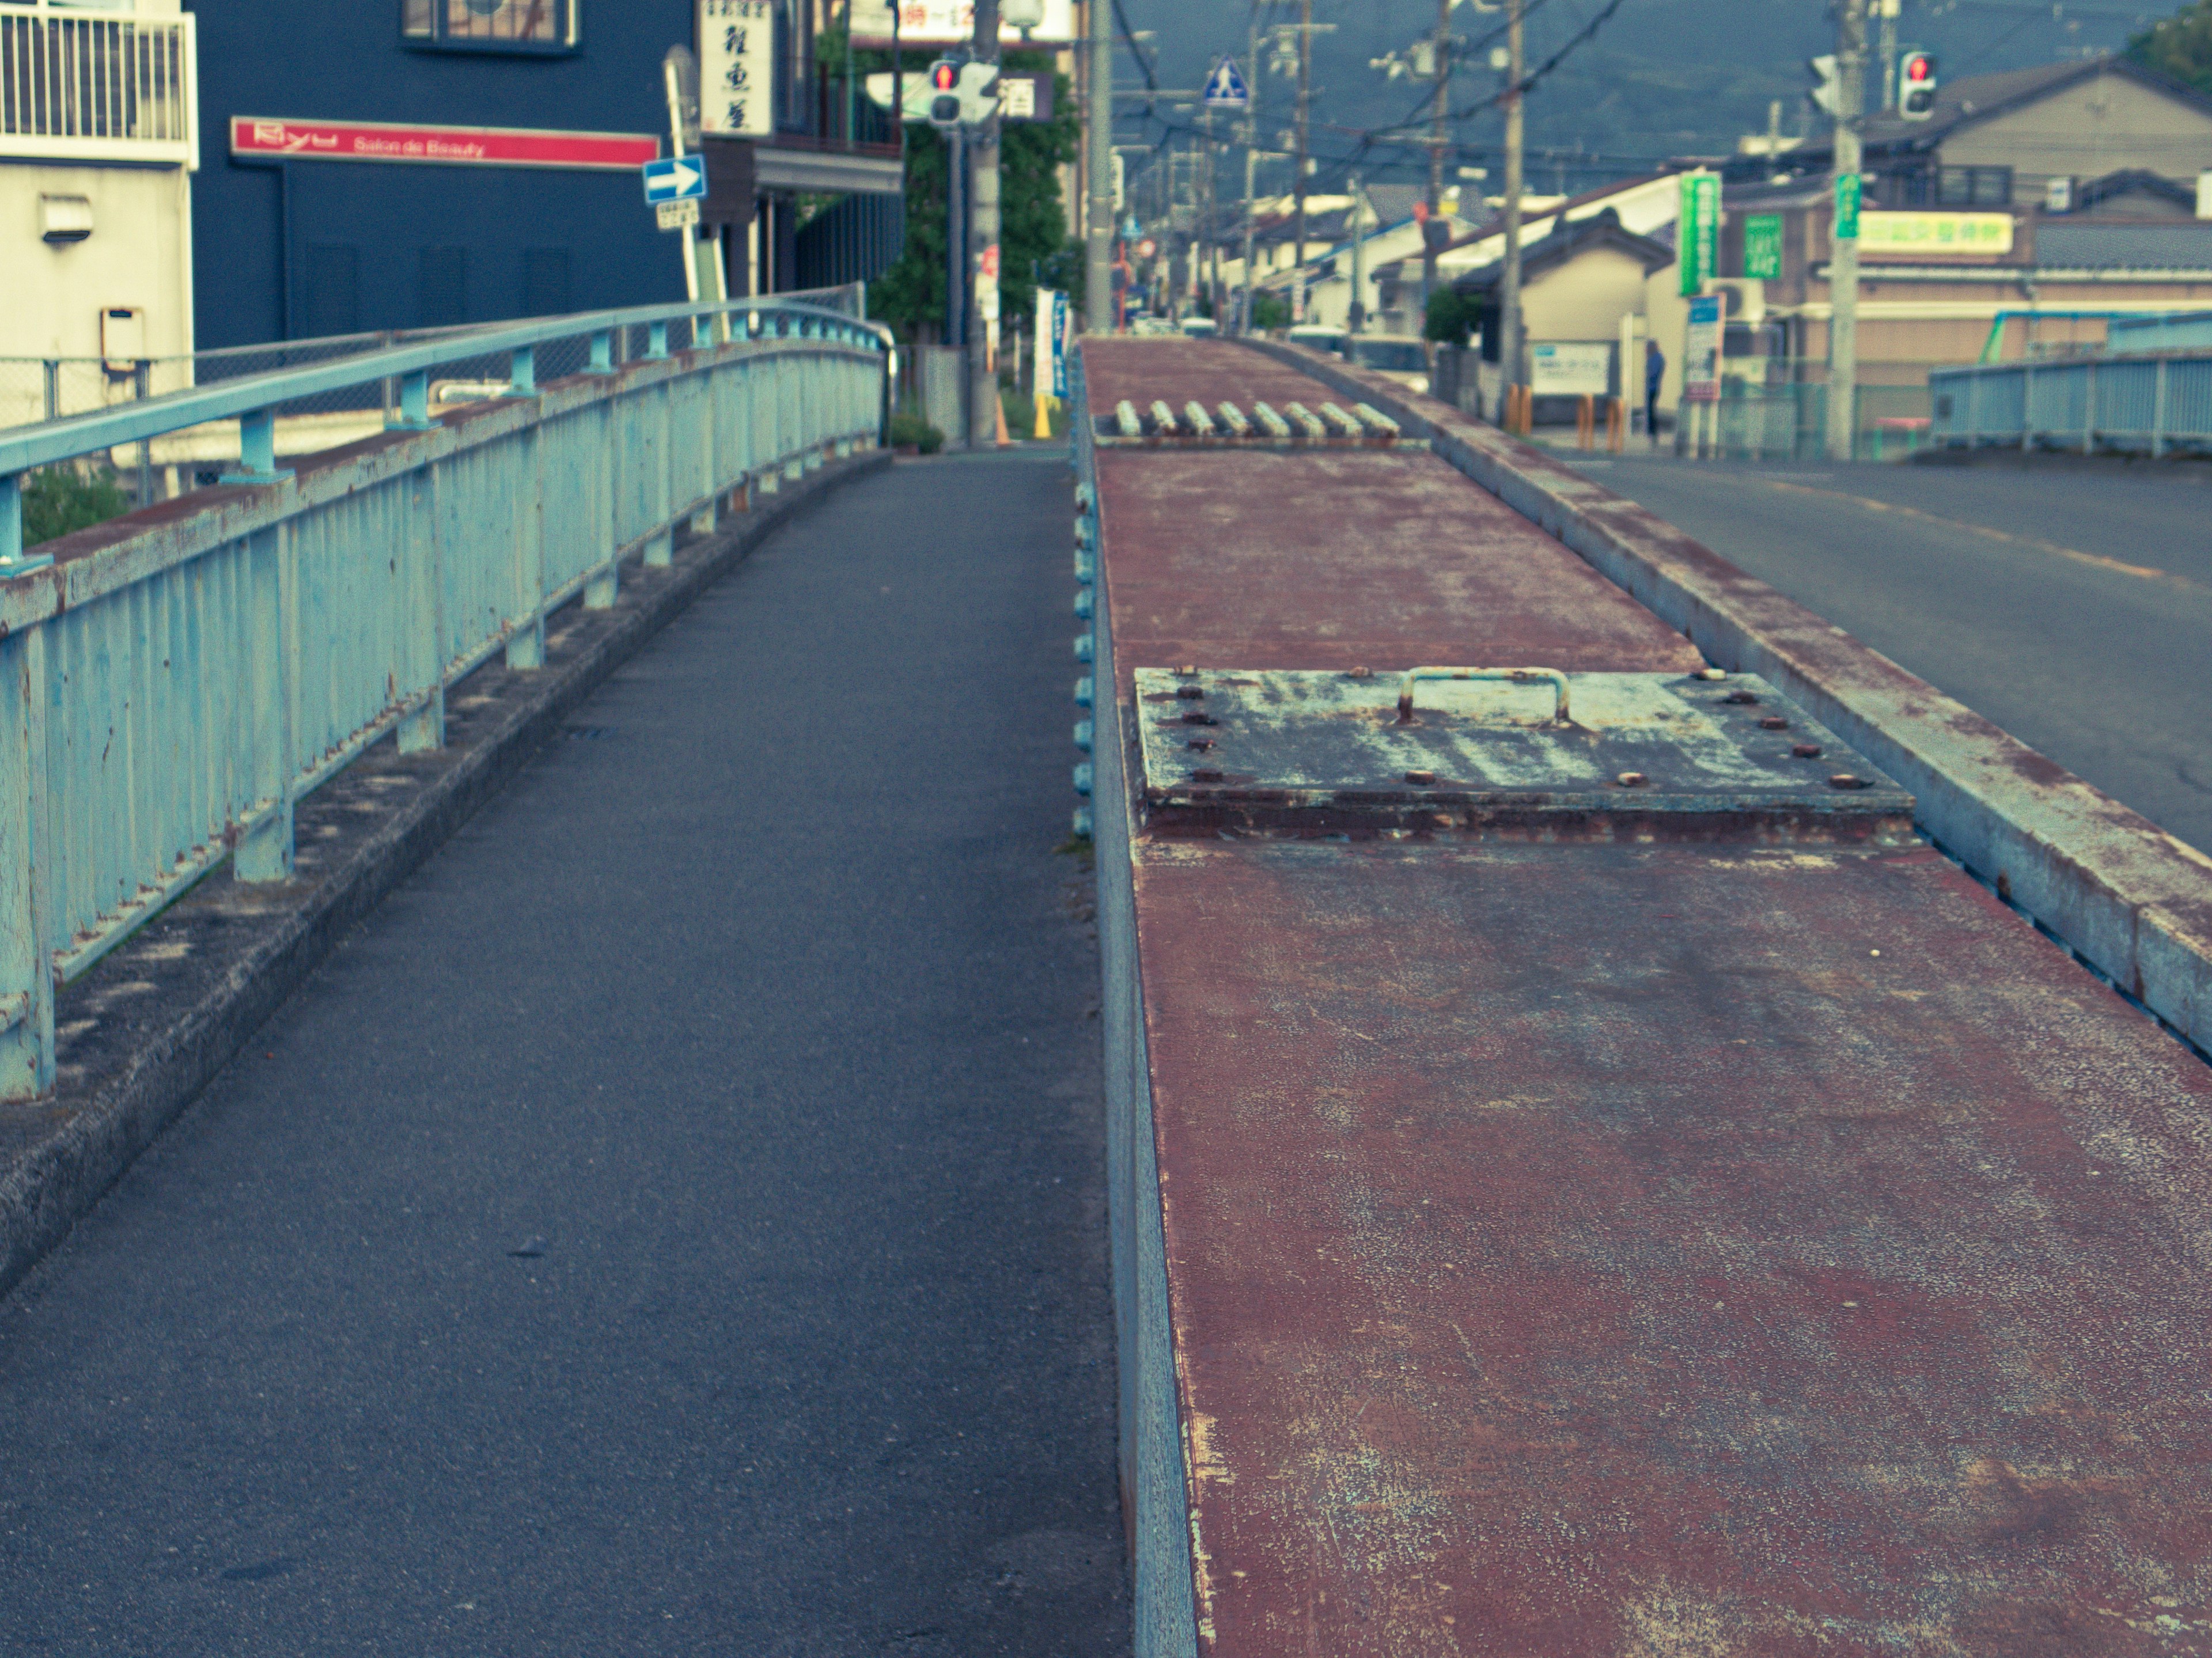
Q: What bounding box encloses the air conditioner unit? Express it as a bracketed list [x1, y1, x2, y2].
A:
[39, 195, 93, 244]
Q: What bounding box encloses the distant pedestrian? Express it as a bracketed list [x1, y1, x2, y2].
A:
[1644, 340, 1666, 449]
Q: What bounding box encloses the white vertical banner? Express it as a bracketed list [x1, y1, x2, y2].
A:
[1034, 289, 1058, 399]
[700, 0, 775, 137]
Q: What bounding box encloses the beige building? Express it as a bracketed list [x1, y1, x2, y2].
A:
[1, 0, 200, 427]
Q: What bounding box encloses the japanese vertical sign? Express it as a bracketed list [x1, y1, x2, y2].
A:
[1834, 172, 1861, 241]
[1682, 293, 1725, 403]
[1677, 171, 1719, 297]
[700, 0, 775, 137]
[1742, 214, 1783, 280]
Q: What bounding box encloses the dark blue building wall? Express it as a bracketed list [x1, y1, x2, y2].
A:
[187, 2, 693, 349]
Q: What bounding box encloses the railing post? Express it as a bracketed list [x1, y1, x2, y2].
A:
[590, 329, 614, 374]
[586, 397, 620, 610]
[389, 368, 438, 431]
[233, 524, 296, 881]
[507, 418, 547, 669]
[219, 408, 292, 486]
[41, 360, 59, 423]
[0, 619, 54, 1100]
[398, 461, 446, 752]
[132, 359, 155, 505]
[0, 473, 55, 578]
[646, 321, 669, 360]
[2153, 357, 2168, 460]
[507, 345, 536, 397]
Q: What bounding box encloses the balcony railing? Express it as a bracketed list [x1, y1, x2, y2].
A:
[0, 4, 196, 165]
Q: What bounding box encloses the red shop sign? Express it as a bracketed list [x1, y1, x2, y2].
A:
[230, 116, 660, 171]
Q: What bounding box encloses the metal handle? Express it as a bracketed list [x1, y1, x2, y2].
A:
[1396, 667, 1571, 725]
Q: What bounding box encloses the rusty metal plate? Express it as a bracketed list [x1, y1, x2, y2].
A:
[1134, 668, 1913, 842]
[1095, 448, 1707, 694]
[1130, 838, 2212, 1656]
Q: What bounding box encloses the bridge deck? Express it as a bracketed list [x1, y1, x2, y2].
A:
[1085, 339, 2212, 1656]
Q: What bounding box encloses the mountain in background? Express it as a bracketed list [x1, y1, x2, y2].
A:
[1112, 0, 2161, 198]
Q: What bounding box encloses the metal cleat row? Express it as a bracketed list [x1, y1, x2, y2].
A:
[1101, 396, 1403, 448]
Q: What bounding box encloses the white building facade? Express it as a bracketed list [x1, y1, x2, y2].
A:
[1, 0, 198, 426]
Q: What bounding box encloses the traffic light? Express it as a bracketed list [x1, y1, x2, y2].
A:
[926, 56, 1002, 129]
[1898, 50, 1938, 120]
[1806, 54, 1840, 118]
[928, 58, 963, 129]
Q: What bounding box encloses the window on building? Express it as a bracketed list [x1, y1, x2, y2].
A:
[419, 247, 468, 327]
[1937, 166, 2012, 208]
[522, 249, 571, 318]
[403, 0, 577, 51]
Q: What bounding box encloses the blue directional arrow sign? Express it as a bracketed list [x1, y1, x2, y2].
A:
[1202, 58, 1250, 110]
[641, 154, 707, 204]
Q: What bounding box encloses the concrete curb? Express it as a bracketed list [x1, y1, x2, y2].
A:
[0, 448, 892, 1301]
[1239, 338, 2212, 1051]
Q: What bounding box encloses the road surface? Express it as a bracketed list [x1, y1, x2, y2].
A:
[1556, 452, 2212, 857]
[0, 451, 1126, 1657]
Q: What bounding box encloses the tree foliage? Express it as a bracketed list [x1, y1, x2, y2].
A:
[2129, 1, 2212, 96]
[826, 43, 1081, 338]
[24, 467, 128, 547]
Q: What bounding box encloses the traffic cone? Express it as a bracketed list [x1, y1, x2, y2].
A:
[995, 392, 1012, 447]
[1033, 393, 1054, 440]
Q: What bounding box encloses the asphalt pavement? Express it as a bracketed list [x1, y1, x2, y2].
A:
[0, 451, 1127, 1656]
[1553, 449, 2212, 857]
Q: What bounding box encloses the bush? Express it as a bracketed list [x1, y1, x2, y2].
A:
[888, 410, 944, 454]
[1250, 292, 1291, 331]
[24, 465, 131, 547]
[1424, 287, 1481, 347]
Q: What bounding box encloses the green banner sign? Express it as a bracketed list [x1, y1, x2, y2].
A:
[1834, 172, 1861, 242]
[1743, 214, 1783, 279]
[1678, 172, 1720, 297]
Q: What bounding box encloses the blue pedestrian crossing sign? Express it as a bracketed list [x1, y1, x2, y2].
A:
[1202, 58, 1250, 110]
[641, 155, 707, 204]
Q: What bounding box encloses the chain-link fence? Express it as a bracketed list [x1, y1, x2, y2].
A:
[3, 283, 873, 511]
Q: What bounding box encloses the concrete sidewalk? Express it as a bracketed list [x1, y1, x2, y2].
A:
[0, 452, 1127, 1656]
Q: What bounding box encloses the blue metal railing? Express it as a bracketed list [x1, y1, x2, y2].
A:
[1929, 353, 2212, 456]
[0, 296, 889, 1099]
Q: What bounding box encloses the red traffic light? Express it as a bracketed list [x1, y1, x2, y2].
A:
[1904, 54, 1933, 82]
[932, 61, 959, 91]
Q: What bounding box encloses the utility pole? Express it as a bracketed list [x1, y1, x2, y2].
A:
[1497, 0, 1524, 423]
[968, 0, 1002, 448]
[1239, 11, 1260, 333]
[1347, 171, 1365, 332]
[1827, 0, 1866, 462]
[1086, 0, 1113, 333]
[1294, 0, 1311, 283]
[1423, 0, 1449, 317]
[1877, 0, 1900, 112]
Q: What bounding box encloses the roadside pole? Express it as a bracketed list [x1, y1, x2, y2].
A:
[1827, 0, 1866, 462]
[1422, 0, 1448, 319]
[1294, 0, 1311, 282]
[968, 0, 1002, 448]
[1497, 0, 1524, 424]
[1347, 172, 1366, 334]
[1086, 0, 1113, 333]
[1241, 14, 1259, 332]
[948, 122, 967, 444]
